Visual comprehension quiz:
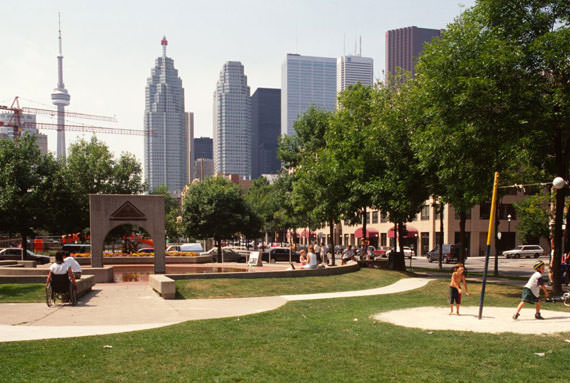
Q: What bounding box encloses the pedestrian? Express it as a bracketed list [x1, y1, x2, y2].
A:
[320, 243, 328, 265]
[513, 260, 550, 320]
[449, 263, 469, 315]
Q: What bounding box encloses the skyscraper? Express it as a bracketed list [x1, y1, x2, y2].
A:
[251, 88, 281, 178]
[144, 37, 188, 192]
[337, 55, 374, 94]
[385, 26, 441, 82]
[0, 113, 48, 154]
[281, 54, 336, 136]
[193, 137, 213, 160]
[213, 61, 251, 179]
[50, 14, 70, 160]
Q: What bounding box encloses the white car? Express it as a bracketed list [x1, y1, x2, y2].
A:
[386, 246, 414, 258]
[503, 245, 544, 259]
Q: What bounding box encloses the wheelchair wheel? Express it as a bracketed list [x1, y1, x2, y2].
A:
[563, 292, 570, 307]
[69, 283, 78, 306]
[46, 285, 55, 307]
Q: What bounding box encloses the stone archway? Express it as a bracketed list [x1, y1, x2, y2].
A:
[89, 194, 166, 273]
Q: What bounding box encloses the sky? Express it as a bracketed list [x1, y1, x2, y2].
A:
[2, 0, 476, 166]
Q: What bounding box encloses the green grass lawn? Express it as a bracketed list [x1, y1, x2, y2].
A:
[2, 274, 570, 382]
[0, 283, 45, 303]
[175, 268, 405, 298]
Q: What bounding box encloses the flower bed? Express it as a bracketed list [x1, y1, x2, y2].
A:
[70, 252, 199, 258]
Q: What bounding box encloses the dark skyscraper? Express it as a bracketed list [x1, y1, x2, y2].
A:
[385, 26, 441, 81]
[251, 88, 281, 178]
[193, 137, 213, 160]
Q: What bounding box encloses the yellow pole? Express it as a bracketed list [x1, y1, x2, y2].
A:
[479, 172, 500, 319]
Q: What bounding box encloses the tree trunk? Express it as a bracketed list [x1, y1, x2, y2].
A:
[217, 239, 222, 263]
[459, 211, 466, 264]
[362, 207, 367, 261]
[21, 233, 27, 261]
[552, 187, 565, 295]
[438, 203, 444, 271]
[329, 218, 335, 266]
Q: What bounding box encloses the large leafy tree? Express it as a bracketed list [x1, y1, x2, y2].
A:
[67, 136, 145, 231]
[153, 185, 182, 243]
[181, 177, 252, 261]
[513, 194, 551, 245]
[0, 134, 70, 254]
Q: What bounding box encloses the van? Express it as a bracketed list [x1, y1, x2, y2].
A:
[426, 244, 461, 263]
[181, 243, 203, 252]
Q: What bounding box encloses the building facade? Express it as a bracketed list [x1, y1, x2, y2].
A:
[281, 54, 336, 136]
[213, 61, 251, 179]
[0, 113, 48, 154]
[337, 55, 374, 94]
[144, 37, 188, 192]
[310, 192, 544, 258]
[251, 88, 281, 178]
[193, 137, 213, 160]
[385, 26, 441, 81]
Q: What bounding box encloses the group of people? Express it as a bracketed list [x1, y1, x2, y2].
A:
[45, 251, 82, 290]
[448, 259, 551, 320]
[298, 242, 333, 269]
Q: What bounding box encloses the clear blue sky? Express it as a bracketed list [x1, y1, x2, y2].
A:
[2, 0, 475, 165]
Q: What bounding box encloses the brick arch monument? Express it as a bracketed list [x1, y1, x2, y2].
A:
[89, 194, 166, 273]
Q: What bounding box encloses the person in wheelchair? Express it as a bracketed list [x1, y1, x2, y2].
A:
[46, 252, 77, 306]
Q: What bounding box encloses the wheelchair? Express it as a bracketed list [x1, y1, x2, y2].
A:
[46, 273, 77, 307]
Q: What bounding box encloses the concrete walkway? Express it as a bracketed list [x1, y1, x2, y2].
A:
[0, 278, 431, 342]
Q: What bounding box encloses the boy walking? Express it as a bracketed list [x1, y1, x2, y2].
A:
[513, 260, 550, 320]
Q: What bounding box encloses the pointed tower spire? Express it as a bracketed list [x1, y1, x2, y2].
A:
[161, 36, 168, 58]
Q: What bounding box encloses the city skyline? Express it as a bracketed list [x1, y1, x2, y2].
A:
[1, 0, 475, 167]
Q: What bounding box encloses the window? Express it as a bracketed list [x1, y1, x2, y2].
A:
[421, 232, 430, 256]
[381, 211, 388, 223]
[365, 212, 370, 224]
[454, 207, 472, 220]
[372, 211, 379, 224]
[421, 205, 430, 220]
[381, 233, 387, 246]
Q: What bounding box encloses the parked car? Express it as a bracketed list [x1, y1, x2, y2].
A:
[0, 248, 50, 264]
[386, 246, 414, 259]
[137, 247, 154, 254]
[167, 243, 204, 253]
[502, 245, 544, 259]
[373, 246, 392, 258]
[426, 244, 461, 263]
[203, 247, 246, 263]
[61, 243, 90, 255]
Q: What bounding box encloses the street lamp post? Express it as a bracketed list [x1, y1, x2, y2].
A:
[507, 214, 511, 234]
[552, 177, 568, 294]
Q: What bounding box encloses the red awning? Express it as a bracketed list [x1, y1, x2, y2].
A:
[354, 227, 379, 238]
[300, 229, 316, 239]
[387, 225, 418, 239]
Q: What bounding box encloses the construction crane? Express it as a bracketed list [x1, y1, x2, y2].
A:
[0, 96, 147, 140]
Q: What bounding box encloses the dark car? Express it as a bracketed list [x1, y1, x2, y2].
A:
[206, 247, 246, 263]
[426, 244, 461, 264]
[0, 248, 50, 264]
[261, 247, 300, 263]
[62, 243, 91, 255]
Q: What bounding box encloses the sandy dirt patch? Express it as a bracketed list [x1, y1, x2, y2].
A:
[373, 306, 570, 334]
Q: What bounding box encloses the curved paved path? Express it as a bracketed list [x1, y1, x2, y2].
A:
[0, 278, 431, 342]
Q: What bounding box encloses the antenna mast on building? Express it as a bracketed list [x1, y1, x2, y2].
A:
[50, 12, 71, 160]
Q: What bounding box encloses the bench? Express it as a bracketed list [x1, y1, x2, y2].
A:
[149, 274, 176, 299]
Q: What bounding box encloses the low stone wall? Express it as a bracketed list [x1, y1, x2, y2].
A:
[0, 267, 113, 283]
[167, 262, 360, 281]
[149, 274, 175, 299]
[83, 267, 114, 283]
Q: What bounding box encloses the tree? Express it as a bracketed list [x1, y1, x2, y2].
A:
[67, 137, 145, 231]
[153, 185, 182, 242]
[413, 6, 521, 263]
[181, 177, 251, 261]
[514, 194, 551, 245]
[0, 134, 63, 255]
[245, 177, 279, 243]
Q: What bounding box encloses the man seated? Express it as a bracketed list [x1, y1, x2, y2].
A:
[341, 245, 355, 265]
[63, 251, 82, 279]
[46, 252, 77, 290]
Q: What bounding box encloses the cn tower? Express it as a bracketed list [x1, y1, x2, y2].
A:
[50, 14, 70, 160]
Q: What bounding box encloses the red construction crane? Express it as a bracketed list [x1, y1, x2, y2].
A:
[0, 96, 147, 137]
